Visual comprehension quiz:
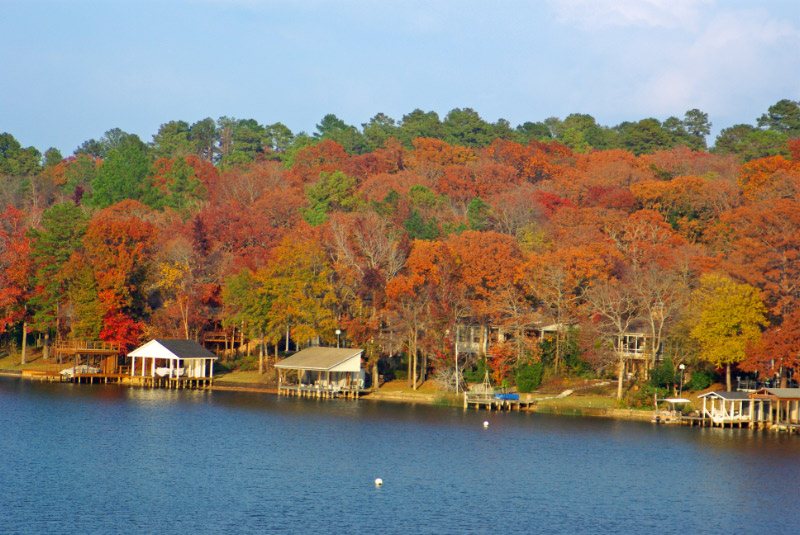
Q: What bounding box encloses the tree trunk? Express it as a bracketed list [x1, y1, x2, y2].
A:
[21, 321, 27, 365]
[407, 343, 413, 388]
[555, 329, 561, 374]
[373, 361, 379, 390]
[285, 326, 290, 352]
[616, 353, 624, 399]
[412, 330, 418, 391]
[726, 364, 732, 392]
[43, 332, 50, 361]
[420, 351, 427, 386]
[258, 336, 264, 375]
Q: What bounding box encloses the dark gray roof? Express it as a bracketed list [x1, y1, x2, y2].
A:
[155, 339, 217, 359]
[698, 391, 751, 400]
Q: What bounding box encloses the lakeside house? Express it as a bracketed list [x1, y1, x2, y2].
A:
[276, 346, 364, 398]
[128, 339, 217, 387]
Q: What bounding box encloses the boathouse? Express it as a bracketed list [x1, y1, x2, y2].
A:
[698, 391, 752, 427]
[276, 347, 364, 398]
[128, 339, 217, 387]
[749, 388, 800, 430]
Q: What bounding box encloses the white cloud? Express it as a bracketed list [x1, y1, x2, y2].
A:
[634, 8, 800, 117]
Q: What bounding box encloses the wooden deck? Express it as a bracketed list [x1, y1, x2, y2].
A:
[129, 376, 214, 389]
[463, 393, 536, 411]
[53, 340, 120, 357]
[278, 384, 365, 400]
[21, 369, 64, 382]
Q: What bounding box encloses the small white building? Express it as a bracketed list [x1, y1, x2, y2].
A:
[128, 339, 217, 380]
[698, 391, 752, 426]
[275, 347, 364, 397]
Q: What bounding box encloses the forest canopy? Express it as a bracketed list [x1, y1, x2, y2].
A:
[2, 100, 800, 392]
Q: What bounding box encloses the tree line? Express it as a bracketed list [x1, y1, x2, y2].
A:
[1, 99, 800, 395]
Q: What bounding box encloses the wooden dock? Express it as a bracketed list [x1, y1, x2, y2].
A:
[463, 393, 536, 411]
[128, 376, 213, 389]
[278, 384, 364, 400]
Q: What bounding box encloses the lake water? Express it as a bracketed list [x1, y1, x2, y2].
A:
[1, 378, 799, 535]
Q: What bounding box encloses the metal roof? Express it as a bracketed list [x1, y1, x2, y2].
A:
[274, 347, 363, 371]
[698, 391, 751, 400]
[756, 387, 800, 399]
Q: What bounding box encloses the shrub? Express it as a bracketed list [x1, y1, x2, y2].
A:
[462, 358, 489, 384]
[516, 362, 544, 393]
[649, 357, 676, 388]
[686, 370, 714, 391]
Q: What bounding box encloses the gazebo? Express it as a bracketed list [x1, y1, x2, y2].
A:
[128, 339, 217, 387]
[275, 347, 364, 399]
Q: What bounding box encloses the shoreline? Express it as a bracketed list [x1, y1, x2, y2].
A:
[1, 371, 657, 423]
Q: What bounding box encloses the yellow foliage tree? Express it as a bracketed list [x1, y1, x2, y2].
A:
[259, 234, 337, 351]
[155, 261, 191, 339]
[690, 274, 768, 391]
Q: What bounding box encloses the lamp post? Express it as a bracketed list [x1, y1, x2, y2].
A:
[678, 363, 686, 397]
[335, 329, 341, 348]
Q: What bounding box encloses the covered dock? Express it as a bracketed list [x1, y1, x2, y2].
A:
[128, 339, 217, 388]
[276, 347, 365, 399]
[749, 388, 800, 432]
[698, 391, 752, 427]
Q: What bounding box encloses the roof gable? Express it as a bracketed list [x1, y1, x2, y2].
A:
[128, 339, 217, 360]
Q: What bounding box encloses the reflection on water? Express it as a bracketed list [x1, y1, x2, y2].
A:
[1, 377, 798, 535]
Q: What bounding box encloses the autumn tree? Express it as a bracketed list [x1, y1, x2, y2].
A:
[690, 274, 768, 391]
[384, 268, 432, 390]
[585, 277, 640, 399]
[0, 206, 33, 363]
[260, 232, 337, 350]
[524, 244, 616, 372]
[717, 199, 800, 318]
[75, 201, 157, 349]
[741, 309, 800, 388]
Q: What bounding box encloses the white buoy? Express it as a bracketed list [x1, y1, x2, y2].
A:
[375, 478, 383, 487]
[483, 421, 489, 428]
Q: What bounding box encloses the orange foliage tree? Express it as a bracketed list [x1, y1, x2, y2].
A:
[78, 201, 157, 349]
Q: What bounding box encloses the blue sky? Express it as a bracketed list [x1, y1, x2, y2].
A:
[2, 0, 799, 154]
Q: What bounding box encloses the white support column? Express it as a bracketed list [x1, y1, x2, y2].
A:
[209, 359, 214, 378]
[131, 356, 135, 377]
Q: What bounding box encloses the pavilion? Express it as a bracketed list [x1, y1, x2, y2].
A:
[275, 346, 364, 399]
[749, 388, 800, 429]
[128, 339, 217, 388]
[698, 391, 752, 427]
